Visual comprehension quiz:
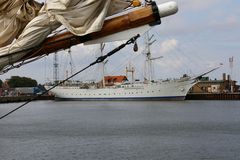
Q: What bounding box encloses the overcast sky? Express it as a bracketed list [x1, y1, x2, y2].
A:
[1, 0, 239, 84]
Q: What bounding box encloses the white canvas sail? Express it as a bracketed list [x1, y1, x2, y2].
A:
[0, 0, 43, 47]
[0, 0, 130, 71]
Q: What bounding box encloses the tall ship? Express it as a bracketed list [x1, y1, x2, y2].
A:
[45, 33, 201, 101]
[47, 75, 196, 101]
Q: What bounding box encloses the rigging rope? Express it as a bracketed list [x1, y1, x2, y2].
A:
[0, 34, 140, 120]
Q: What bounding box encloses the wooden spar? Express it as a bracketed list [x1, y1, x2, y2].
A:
[18, 3, 160, 61]
[19, 2, 175, 61]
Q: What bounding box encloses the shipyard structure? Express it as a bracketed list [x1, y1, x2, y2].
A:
[187, 73, 240, 100]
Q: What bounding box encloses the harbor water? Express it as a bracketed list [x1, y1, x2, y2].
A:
[1, 100, 240, 160]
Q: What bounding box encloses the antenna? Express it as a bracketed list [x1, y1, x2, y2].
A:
[229, 56, 233, 78]
[229, 56, 234, 92]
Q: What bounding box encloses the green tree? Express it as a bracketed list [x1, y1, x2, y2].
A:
[8, 76, 38, 88]
[0, 79, 2, 88]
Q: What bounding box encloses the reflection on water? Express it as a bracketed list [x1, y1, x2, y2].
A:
[1, 101, 240, 160]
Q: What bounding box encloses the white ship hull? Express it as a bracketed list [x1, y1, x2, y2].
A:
[46, 78, 196, 101]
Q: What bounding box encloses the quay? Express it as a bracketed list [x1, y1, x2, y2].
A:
[186, 93, 240, 100]
[0, 95, 54, 103]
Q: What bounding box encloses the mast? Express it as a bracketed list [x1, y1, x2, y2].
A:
[144, 32, 163, 82]
[100, 43, 106, 88]
[145, 32, 155, 82]
[53, 52, 59, 84]
[68, 49, 74, 76]
[146, 33, 152, 81]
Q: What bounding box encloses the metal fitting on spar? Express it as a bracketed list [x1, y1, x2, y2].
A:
[157, 1, 178, 18]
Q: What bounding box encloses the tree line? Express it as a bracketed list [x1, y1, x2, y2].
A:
[0, 76, 38, 88]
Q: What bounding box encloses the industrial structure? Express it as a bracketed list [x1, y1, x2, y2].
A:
[190, 73, 239, 94]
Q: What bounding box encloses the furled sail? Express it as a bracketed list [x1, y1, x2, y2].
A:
[0, 0, 179, 72]
[0, 0, 42, 47]
[0, 0, 130, 71]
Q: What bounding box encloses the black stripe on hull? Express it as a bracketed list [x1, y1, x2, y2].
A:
[54, 96, 186, 101]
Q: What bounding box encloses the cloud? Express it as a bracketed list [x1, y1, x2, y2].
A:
[208, 15, 239, 30]
[155, 0, 240, 37]
[178, 0, 220, 11]
[159, 39, 178, 54]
